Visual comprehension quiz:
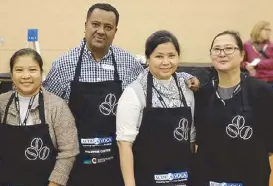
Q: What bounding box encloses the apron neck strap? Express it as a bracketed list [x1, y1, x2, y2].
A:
[38, 91, 46, 124]
[240, 73, 250, 112]
[146, 71, 153, 108]
[3, 92, 15, 124]
[146, 71, 188, 108]
[74, 39, 87, 82]
[173, 73, 188, 107]
[208, 73, 250, 112]
[2, 91, 46, 125]
[74, 39, 120, 82]
[110, 47, 120, 81]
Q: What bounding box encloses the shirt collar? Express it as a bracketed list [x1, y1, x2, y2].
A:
[80, 39, 113, 61]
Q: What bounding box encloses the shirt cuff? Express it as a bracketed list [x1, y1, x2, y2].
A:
[49, 169, 69, 186]
[116, 132, 139, 143]
[181, 72, 194, 80]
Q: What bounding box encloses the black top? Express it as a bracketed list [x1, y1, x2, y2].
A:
[193, 73, 273, 185]
[195, 74, 273, 152]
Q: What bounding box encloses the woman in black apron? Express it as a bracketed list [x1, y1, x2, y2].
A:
[193, 31, 273, 186]
[116, 30, 196, 186]
[0, 48, 79, 186]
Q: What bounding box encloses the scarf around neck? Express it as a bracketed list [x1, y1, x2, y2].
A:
[137, 68, 187, 108]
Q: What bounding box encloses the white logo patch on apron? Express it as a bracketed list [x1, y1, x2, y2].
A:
[99, 93, 118, 116]
[174, 118, 189, 141]
[25, 138, 50, 160]
[210, 181, 243, 186]
[226, 115, 253, 140]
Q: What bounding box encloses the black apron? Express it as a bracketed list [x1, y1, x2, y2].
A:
[67, 40, 124, 186]
[194, 74, 271, 186]
[0, 91, 57, 186]
[133, 72, 193, 186]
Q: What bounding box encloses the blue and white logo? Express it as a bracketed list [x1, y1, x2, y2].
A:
[81, 137, 113, 145]
[154, 171, 188, 181]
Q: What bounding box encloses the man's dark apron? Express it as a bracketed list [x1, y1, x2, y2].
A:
[67, 40, 124, 186]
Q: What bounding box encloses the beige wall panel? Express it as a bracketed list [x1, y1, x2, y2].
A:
[0, 0, 272, 74]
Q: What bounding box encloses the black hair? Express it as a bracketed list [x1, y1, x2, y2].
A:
[10, 48, 43, 73]
[86, 3, 119, 26]
[145, 30, 180, 58]
[210, 30, 244, 52]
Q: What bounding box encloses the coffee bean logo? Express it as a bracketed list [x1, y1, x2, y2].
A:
[99, 102, 112, 115]
[25, 147, 38, 160]
[112, 103, 118, 116]
[174, 118, 189, 141]
[233, 115, 245, 129]
[240, 126, 253, 140]
[226, 124, 239, 138]
[39, 146, 50, 160]
[99, 93, 118, 116]
[226, 115, 253, 140]
[105, 94, 116, 106]
[31, 138, 43, 151]
[25, 138, 50, 160]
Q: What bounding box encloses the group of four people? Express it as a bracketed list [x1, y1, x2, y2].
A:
[0, 2, 273, 186]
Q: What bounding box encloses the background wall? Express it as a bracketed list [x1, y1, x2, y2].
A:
[0, 0, 272, 73]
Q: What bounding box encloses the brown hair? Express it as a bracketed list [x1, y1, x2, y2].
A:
[250, 21, 270, 43]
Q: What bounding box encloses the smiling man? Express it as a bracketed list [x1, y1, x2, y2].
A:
[44, 3, 198, 186]
[44, 3, 145, 186]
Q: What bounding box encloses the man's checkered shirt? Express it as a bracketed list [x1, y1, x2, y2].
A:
[43, 40, 193, 101]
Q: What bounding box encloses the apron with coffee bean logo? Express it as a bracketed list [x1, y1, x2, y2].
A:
[133, 72, 193, 186]
[194, 74, 271, 186]
[0, 91, 57, 186]
[67, 40, 123, 186]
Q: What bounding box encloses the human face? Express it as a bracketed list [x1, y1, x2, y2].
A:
[210, 34, 244, 72]
[148, 42, 179, 80]
[11, 56, 42, 97]
[259, 25, 271, 42]
[85, 8, 117, 51]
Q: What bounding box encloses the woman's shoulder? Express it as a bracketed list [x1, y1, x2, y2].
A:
[0, 91, 14, 108]
[175, 72, 192, 91]
[42, 88, 68, 110]
[0, 90, 13, 100]
[194, 78, 214, 105]
[245, 76, 272, 98]
[121, 80, 145, 108]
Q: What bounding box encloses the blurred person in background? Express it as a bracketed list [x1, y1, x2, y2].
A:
[242, 21, 273, 88]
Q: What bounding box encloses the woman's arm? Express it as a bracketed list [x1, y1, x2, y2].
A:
[117, 141, 136, 186]
[244, 42, 273, 70]
[116, 85, 144, 186]
[49, 98, 79, 186]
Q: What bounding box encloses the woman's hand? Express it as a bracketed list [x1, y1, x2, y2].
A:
[186, 77, 200, 92]
[246, 64, 256, 76]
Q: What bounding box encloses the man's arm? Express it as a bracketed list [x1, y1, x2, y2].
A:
[180, 72, 200, 92]
[43, 60, 69, 100]
[122, 58, 144, 89]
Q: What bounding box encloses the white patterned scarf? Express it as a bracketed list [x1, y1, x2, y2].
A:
[137, 68, 187, 108]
